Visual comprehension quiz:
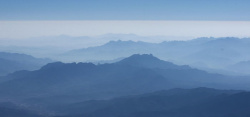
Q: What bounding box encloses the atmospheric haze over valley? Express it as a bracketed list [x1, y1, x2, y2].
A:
[1, 0, 250, 117]
[1, 33, 250, 117]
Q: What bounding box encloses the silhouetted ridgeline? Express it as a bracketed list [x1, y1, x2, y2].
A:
[62, 37, 250, 75]
[0, 54, 250, 116]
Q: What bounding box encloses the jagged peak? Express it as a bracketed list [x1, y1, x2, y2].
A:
[116, 54, 190, 70]
[40, 62, 95, 70]
[118, 54, 159, 63]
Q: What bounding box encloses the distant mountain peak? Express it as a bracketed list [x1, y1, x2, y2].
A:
[133, 54, 159, 60]
[117, 54, 190, 70]
[104, 40, 150, 46]
[118, 54, 159, 63]
[127, 53, 156, 58]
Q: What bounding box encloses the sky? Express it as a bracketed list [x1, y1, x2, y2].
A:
[0, 0, 250, 40]
[1, 0, 250, 20]
[1, 21, 250, 39]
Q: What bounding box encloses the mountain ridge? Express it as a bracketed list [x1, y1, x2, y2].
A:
[0, 52, 53, 76]
[1, 54, 250, 116]
[61, 37, 250, 75]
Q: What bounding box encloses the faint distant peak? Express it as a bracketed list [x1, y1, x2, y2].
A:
[98, 33, 139, 37]
[105, 40, 150, 47]
[0, 52, 33, 58]
[107, 40, 134, 44]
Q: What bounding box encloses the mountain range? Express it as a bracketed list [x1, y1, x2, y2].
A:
[0, 34, 185, 59]
[0, 54, 250, 116]
[2, 36, 250, 75]
[61, 37, 250, 75]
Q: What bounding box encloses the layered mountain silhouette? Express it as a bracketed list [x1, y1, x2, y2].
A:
[0, 52, 53, 76]
[62, 37, 250, 75]
[0, 54, 250, 112]
[0, 54, 179, 102]
[0, 54, 250, 116]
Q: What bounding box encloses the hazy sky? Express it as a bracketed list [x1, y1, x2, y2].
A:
[1, 0, 250, 40]
[1, 21, 250, 39]
[1, 0, 250, 58]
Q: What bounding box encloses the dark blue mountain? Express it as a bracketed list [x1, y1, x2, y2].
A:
[116, 54, 190, 69]
[0, 54, 250, 114]
[0, 102, 43, 117]
[0, 55, 172, 101]
[57, 87, 249, 117]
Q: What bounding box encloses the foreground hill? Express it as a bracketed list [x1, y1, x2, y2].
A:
[58, 87, 249, 117]
[0, 102, 44, 117]
[0, 52, 53, 76]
